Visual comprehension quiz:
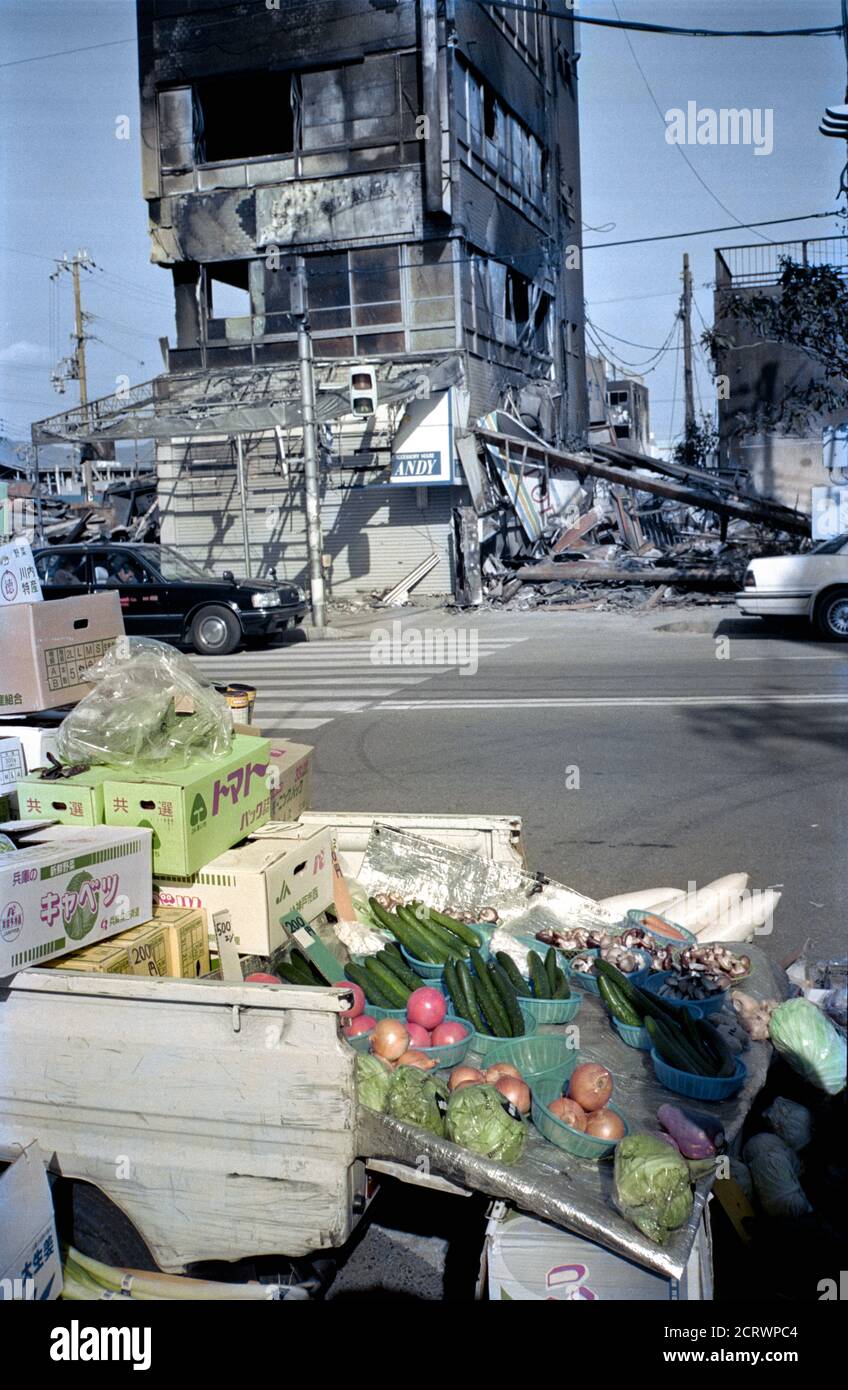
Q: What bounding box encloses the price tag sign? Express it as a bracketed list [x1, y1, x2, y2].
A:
[212, 909, 243, 983]
[282, 910, 339, 983]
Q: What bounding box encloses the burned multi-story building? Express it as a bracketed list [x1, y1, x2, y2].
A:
[133, 0, 587, 599]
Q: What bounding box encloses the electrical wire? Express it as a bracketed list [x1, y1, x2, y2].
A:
[610, 0, 772, 244]
[478, 3, 841, 39]
[583, 211, 842, 250]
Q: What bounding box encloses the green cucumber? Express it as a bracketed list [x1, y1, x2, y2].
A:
[375, 909, 443, 964]
[423, 907, 483, 950]
[544, 946, 559, 994]
[365, 958, 411, 1007]
[528, 951, 551, 1000]
[397, 906, 467, 959]
[274, 961, 312, 986]
[293, 949, 324, 984]
[647, 1017, 714, 1076]
[553, 966, 571, 1000]
[595, 959, 682, 1027]
[470, 949, 512, 1037]
[598, 974, 641, 1027]
[368, 897, 402, 933]
[488, 960, 525, 1037]
[375, 948, 420, 993]
[344, 961, 394, 1009]
[496, 951, 530, 996]
[443, 960, 468, 1023]
[456, 959, 487, 1033]
[695, 1018, 736, 1078]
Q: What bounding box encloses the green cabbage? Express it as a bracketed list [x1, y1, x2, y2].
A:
[613, 1133, 693, 1245]
[769, 998, 846, 1096]
[355, 1053, 393, 1113]
[446, 1084, 527, 1165]
[387, 1067, 448, 1137]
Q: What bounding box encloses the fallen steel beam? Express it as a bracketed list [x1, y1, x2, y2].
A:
[514, 561, 738, 588]
[475, 429, 810, 535]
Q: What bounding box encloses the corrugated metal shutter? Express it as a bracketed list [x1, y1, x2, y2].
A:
[158, 438, 462, 596]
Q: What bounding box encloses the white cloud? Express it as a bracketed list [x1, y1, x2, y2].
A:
[0, 341, 51, 366]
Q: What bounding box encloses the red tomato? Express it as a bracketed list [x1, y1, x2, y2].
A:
[407, 987, 447, 1031]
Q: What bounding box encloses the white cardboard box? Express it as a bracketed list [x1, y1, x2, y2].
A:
[477, 1204, 712, 1301]
[0, 538, 42, 608]
[0, 723, 61, 776]
[0, 1144, 62, 1301]
[0, 737, 26, 796]
[152, 826, 335, 956]
[0, 825, 153, 975]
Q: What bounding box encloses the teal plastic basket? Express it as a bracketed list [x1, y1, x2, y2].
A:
[567, 949, 601, 994]
[520, 991, 582, 1026]
[468, 1006, 537, 1060]
[650, 1048, 746, 1100]
[416, 1015, 472, 1068]
[532, 1094, 629, 1160]
[612, 1016, 651, 1051]
[400, 946, 445, 981]
[483, 1033, 579, 1092]
[370, 1004, 407, 1021]
[343, 1022, 377, 1053]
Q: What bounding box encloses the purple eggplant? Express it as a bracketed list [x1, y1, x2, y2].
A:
[650, 1129, 681, 1152]
[657, 1104, 716, 1160]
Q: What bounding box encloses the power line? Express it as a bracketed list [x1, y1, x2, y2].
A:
[610, 0, 772, 244]
[478, 3, 841, 38]
[584, 211, 843, 249]
[0, 38, 136, 70]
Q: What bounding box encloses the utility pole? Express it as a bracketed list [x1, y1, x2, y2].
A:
[681, 253, 695, 446]
[51, 250, 95, 499]
[293, 256, 325, 629]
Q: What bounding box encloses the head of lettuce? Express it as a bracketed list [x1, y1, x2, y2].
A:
[613, 1134, 693, 1245]
[446, 1084, 527, 1164]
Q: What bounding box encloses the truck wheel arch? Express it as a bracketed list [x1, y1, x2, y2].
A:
[54, 1177, 160, 1273]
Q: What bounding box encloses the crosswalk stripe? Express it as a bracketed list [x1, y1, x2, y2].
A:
[373, 693, 848, 710]
[259, 717, 334, 729]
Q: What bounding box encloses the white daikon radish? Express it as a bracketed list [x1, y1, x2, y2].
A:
[661, 873, 750, 931]
[707, 888, 782, 943]
[597, 888, 685, 916]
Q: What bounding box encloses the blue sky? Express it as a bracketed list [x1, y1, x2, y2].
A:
[0, 0, 845, 449]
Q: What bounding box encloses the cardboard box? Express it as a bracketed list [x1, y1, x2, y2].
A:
[153, 826, 334, 956]
[0, 737, 26, 796]
[104, 733, 272, 876]
[478, 1206, 712, 1301]
[17, 767, 113, 827]
[266, 741, 312, 823]
[0, 538, 43, 608]
[0, 1144, 63, 1301]
[50, 940, 132, 975]
[48, 905, 209, 979]
[0, 592, 124, 714]
[0, 723, 60, 776]
[0, 825, 153, 975]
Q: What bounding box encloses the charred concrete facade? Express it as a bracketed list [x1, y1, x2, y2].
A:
[136, 0, 587, 593]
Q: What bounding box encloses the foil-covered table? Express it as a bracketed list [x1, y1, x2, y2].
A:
[356, 943, 784, 1281]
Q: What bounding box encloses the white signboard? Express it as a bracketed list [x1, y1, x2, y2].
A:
[390, 389, 455, 486]
[811, 485, 848, 540]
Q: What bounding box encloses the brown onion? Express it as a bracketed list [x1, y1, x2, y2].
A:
[495, 1075, 531, 1114]
[568, 1062, 613, 1112]
[448, 1065, 485, 1091]
[548, 1096, 587, 1131]
[396, 1049, 437, 1070]
[485, 1063, 523, 1085]
[584, 1108, 625, 1141]
[370, 1018, 409, 1061]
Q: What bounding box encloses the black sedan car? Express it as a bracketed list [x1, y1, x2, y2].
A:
[34, 543, 307, 655]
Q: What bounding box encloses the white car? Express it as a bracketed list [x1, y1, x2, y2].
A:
[735, 533, 848, 640]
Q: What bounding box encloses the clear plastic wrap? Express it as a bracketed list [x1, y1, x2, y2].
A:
[56, 638, 234, 770]
[763, 1097, 813, 1152]
[613, 1134, 694, 1245]
[743, 1133, 812, 1218]
[446, 1084, 527, 1164]
[768, 997, 847, 1096]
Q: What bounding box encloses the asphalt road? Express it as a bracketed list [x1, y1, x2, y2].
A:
[294, 606, 847, 966]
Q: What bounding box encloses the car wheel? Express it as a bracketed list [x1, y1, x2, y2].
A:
[814, 589, 848, 642]
[190, 605, 242, 656]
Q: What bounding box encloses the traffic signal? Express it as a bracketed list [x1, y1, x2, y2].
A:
[349, 365, 377, 416]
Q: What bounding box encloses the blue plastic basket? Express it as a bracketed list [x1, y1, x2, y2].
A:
[484, 1033, 579, 1093]
[531, 1094, 629, 1160]
[399, 947, 446, 981]
[650, 1048, 746, 1101]
[642, 970, 726, 1019]
[612, 1016, 651, 1051]
[567, 949, 601, 994]
[624, 908, 696, 946]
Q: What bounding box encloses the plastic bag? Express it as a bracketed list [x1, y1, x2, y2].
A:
[763, 1097, 813, 1152]
[57, 638, 234, 770]
[768, 997, 847, 1096]
[613, 1133, 693, 1245]
[743, 1133, 812, 1218]
[446, 1084, 526, 1164]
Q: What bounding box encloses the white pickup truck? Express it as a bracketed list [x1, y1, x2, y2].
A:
[0, 812, 524, 1276]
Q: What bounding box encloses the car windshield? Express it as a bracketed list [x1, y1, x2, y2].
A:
[810, 534, 848, 556]
[143, 547, 222, 581]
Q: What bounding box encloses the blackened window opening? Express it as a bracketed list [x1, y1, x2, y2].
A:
[194, 72, 294, 163]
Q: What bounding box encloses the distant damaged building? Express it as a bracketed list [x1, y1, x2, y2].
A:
[130, 0, 587, 598]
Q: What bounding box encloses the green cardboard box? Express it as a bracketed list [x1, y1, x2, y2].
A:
[17, 767, 113, 827]
[103, 734, 272, 876]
